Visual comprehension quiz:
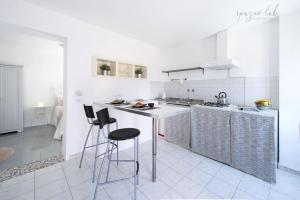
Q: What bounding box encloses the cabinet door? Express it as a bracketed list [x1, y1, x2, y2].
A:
[231, 112, 276, 183]
[164, 112, 191, 149]
[1, 67, 20, 132]
[191, 106, 231, 165]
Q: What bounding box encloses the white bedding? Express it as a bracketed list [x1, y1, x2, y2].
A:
[52, 105, 63, 140]
[53, 117, 63, 140]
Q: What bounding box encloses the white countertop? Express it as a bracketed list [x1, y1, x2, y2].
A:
[93, 101, 190, 119]
[94, 100, 278, 119]
[192, 104, 278, 118]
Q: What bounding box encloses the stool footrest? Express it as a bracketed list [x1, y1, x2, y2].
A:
[85, 141, 108, 149]
[96, 175, 136, 186]
[95, 152, 106, 158]
[110, 159, 135, 162]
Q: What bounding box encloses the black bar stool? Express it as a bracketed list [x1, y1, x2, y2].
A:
[79, 104, 119, 182]
[93, 108, 140, 200]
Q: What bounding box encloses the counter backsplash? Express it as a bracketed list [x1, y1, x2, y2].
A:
[159, 76, 279, 108]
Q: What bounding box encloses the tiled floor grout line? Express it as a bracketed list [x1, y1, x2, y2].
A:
[61, 165, 74, 200]
[102, 187, 113, 200]
[266, 183, 271, 200]
[161, 158, 214, 198]
[137, 188, 150, 200]
[195, 163, 221, 198]
[230, 173, 245, 199]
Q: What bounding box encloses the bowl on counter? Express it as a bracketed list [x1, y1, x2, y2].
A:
[148, 103, 154, 108]
[255, 99, 271, 110]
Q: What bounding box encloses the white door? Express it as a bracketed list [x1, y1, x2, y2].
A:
[0, 66, 22, 133]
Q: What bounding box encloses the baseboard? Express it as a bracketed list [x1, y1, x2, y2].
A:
[278, 164, 300, 176]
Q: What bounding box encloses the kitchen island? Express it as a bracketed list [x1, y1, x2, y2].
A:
[93, 101, 190, 182]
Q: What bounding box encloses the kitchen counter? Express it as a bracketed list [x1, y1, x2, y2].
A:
[94, 101, 191, 119]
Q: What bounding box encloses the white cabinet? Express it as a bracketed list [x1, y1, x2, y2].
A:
[0, 65, 23, 134]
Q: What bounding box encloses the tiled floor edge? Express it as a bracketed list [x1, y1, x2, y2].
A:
[278, 164, 300, 176]
[0, 154, 64, 182]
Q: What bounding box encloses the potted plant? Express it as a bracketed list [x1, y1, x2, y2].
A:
[135, 68, 143, 78]
[99, 64, 111, 76]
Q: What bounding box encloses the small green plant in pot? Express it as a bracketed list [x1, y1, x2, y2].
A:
[100, 64, 111, 76]
[135, 68, 143, 78]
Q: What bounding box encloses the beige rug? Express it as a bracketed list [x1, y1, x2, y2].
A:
[0, 147, 15, 163]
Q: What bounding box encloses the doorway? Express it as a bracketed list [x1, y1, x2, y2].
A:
[0, 27, 66, 181]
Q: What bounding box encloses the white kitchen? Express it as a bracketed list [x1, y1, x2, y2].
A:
[0, 0, 300, 200]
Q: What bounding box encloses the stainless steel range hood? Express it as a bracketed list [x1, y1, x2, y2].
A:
[204, 30, 239, 70]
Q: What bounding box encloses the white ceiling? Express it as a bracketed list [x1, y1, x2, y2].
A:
[25, 0, 300, 48]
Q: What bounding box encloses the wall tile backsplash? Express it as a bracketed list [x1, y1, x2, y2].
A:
[156, 76, 279, 108]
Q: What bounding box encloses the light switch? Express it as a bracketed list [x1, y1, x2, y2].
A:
[75, 90, 82, 102]
[75, 90, 82, 96]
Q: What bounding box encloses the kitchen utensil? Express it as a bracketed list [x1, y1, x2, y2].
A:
[215, 92, 227, 105]
[148, 103, 154, 108]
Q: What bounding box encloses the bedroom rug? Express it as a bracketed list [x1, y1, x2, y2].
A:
[0, 154, 64, 182]
[0, 147, 15, 163]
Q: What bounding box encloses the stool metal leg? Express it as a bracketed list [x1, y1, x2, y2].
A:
[106, 139, 113, 182]
[79, 124, 93, 168]
[116, 122, 119, 166]
[137, 136, 139, 185]
[133, 137, 137, 200]
[93, 141, 110, 200]
[107, 126, 111, 159]
[92, 127, 101, 183]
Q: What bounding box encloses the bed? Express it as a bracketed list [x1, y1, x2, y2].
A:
[52, 95, 63, 140]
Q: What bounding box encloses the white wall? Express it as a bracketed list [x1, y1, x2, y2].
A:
[279, 10, 300, 171]
[0, 0, 165, 159]
[229, 19, 279, 78]
[162, 19, 279, 80]
[162, 19, 279, 108]
[0, 33, 63, 127]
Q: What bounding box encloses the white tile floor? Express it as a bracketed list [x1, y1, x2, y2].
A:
[0, 138, 299, 200]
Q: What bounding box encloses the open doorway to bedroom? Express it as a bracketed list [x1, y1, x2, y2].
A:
[0, 30, 64, 180]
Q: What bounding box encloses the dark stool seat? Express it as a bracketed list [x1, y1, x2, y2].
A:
[109, 117, 117, 124]
[108, 128, 140, 141]
[93, 117, 116, 125]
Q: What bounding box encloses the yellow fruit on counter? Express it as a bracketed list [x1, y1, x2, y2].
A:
[255, 99, 271, 106]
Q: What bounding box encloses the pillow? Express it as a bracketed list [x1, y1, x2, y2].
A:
[57, 95, 63, 106]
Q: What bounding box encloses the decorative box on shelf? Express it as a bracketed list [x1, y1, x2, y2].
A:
[92, 57, 147, 79]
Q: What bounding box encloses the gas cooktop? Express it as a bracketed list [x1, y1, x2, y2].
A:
[165, 98, 229, 107]
[166, 98, 204, 106]
[204, 102, 229, 107]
